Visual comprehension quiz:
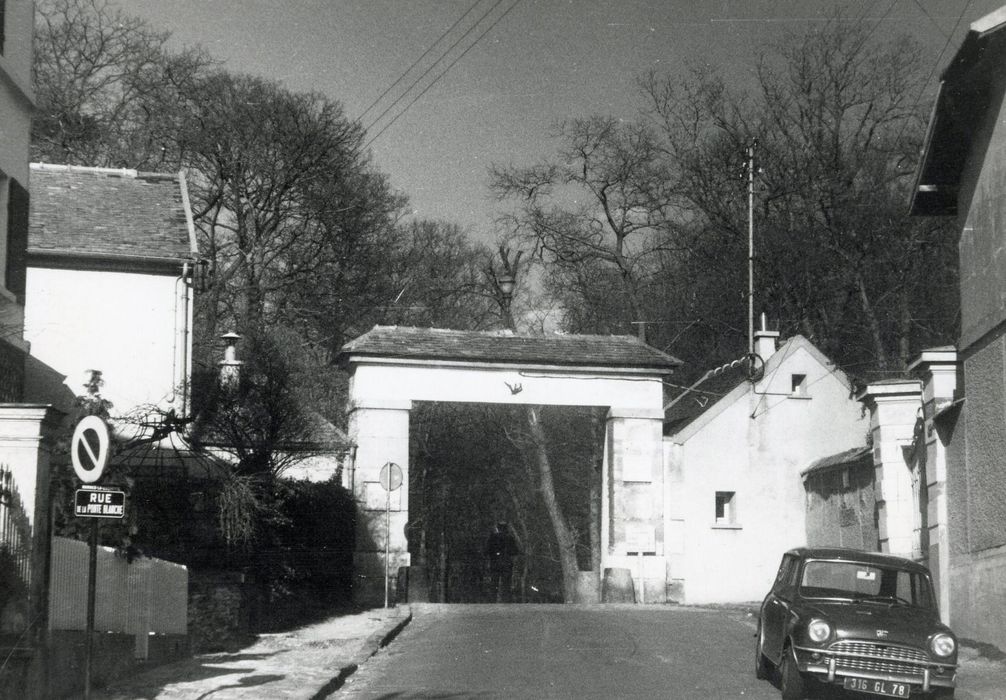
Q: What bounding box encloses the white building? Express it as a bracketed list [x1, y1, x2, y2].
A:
[663, 328, 867, 603]
[23, 164, 199, 418]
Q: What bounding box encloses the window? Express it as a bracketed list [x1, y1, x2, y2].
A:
[772, 554, 801, 598]
[791, 373, 807, 396]
[0, 0, 5, 55]
[714, 491, 736, 524]
[5, 177, 28, 304]
[799, 560, 934, 609]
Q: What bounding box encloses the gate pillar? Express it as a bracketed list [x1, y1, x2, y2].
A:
[347, 399, 411, 606]
[601, 407, 668, 602]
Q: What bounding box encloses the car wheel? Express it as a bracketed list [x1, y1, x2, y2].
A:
[779, 646, 806, 700]
[754, 625, 771, 680]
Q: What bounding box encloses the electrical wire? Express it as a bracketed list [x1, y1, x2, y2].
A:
[882, 0, 973, 160]
[358, 0, 486, 122]
[363, 0, 509, 136]
[363, 0, 523, 150]
[911, 0, 949, 39]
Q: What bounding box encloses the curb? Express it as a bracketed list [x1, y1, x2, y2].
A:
[310, 608, 414, 699]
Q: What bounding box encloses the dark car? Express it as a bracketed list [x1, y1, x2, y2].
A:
[755, 547, 957, 700]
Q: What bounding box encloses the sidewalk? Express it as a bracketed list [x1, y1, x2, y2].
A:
[87, 605, 412, 700]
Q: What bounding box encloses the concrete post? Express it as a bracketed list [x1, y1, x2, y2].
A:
[857, 381, 923, 559]
[346, 399, 412, 607]
[909, 348, 957, 624]
[601, 407, 667, 603]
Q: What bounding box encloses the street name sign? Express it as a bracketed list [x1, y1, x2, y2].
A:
[74, 487, 125, 519]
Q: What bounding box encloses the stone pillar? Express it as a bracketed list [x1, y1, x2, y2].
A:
[346, 399, 411, 607]
[601, 407, 667, 603]
[858, 381, 922, 558]
[0, 404, 62, 644]
[909, 348, 957, 624]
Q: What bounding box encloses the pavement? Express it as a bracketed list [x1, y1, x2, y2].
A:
[82, 603, 1006, 699]
[87, 606, 413, 700]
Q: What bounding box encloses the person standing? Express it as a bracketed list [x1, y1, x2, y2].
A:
[483, 522, 519, 602]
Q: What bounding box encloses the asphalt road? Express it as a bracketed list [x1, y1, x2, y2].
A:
[336, 603, 784, 699]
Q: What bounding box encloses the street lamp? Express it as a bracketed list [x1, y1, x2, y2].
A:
[497, 274, 516, 298]
[497, 274, 516, 330]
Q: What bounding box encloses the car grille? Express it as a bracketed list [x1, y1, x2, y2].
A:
[829, 641, 929, 677]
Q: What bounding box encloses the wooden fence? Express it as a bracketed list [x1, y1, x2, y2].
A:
[48, 537, 188, 658]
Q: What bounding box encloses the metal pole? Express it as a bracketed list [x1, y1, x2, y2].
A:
[385, 487, 391, 608]
[748, 141, 755, 356]
[84, 520, 98, 700]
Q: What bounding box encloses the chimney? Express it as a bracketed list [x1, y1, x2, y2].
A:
[753, 313, 779, 360]
[218, 332, 243, 390]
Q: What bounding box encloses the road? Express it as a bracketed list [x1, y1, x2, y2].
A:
[337, 603, 783, 699]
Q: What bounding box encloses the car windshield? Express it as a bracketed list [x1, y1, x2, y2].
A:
[799, 559, 934, 609]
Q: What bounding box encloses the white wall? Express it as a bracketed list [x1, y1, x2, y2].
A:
[23, 267, 190, 415]
[667, 342, 867, 603]
[350, 362, 663, 410]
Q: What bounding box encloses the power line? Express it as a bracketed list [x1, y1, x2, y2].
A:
[892, 0, 972, 152]
[858, 0, 899, 48]
[912, 0, 949, 39]
[358, 0, 485, 122]
[364, 0, 523, 149]
[364, 0, 512, 140]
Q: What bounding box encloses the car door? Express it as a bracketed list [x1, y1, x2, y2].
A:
[761, 554, 799, 665]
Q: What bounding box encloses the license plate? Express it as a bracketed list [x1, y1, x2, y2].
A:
[842, 677, 911, 697]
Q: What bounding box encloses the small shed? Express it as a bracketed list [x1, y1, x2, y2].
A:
[802, 446, 877, 551]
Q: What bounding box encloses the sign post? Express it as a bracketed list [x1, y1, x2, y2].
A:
[379, 462, 403, 608]
[70, 416, 115, 700]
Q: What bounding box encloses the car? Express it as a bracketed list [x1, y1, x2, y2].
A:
[755, 547, 957, 700]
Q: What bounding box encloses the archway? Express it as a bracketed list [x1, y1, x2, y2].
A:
[337, 326, 680, 605]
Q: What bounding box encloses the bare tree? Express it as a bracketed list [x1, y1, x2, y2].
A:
[33, 0, 213, 169]
[639, 16, 958, 374]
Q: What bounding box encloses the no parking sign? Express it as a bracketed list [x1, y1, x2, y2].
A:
[71, 415, 111, 483]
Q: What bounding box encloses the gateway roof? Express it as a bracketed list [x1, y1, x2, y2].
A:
[338, 325, 682, 372]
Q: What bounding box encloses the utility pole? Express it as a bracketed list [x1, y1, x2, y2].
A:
[744, 139, 759, 356]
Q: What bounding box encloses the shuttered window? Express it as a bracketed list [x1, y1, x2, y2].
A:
[6, 178, 28, 305]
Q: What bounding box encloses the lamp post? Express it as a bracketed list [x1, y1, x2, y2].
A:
[497, 273, 516, 330]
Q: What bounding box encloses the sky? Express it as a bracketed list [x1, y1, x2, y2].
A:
[119, 0, 1006, 239]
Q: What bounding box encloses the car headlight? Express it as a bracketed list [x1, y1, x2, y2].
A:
[930, 633, 956, 657]
[807, 618, 832, 643]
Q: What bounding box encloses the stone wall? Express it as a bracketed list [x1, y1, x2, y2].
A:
[188, 571, 254, 652]
[949, 544, 1006, 652]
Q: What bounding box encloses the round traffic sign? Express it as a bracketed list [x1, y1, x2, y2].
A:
[71, 416, 111, 483]
[380, 462, 403, 491]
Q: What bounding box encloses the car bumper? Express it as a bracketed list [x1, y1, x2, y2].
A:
[793, 645, 957, 691]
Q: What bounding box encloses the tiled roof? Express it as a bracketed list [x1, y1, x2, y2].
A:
[338, 326, 682, 372]
[28, 164, 196, 263]
[801, 446, 872, 478]
[663, 369, 746, 433]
